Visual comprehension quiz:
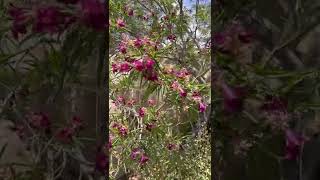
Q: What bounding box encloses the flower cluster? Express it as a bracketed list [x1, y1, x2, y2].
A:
[55, 116, 83, 144]
[112, 56, 159, 82]
[213, 21, 254, 55]
[130, 148, 149, 165]
[111, 122, 128, 137]
[8, 0, 107, 39]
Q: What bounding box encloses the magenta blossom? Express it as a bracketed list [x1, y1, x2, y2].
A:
[171, 81, 181, 91]
[118, 126, 128, 136]
[108, 136, 113, 149]
[167, 34, 176, 41]
[261, 96, 288, 114]
[8, 4, 29, 39]
[118, 44, 127, 54]
[116, 18, 125, 28]
[179, 88, 187, 97]
[56, 127, 74, 144]
[29, 112, 51, 130]
[130, 148, 141, 160]
[192, 91, 202, 102]
[142, 15, 149, 21]
[144, 70, 158, 81]
[138, 107, 147, 118]
[71, 116, 83, 130]
[146, 123, 156, 131]
[261, 96, 289, 130]
[175, 68, 189, 79]
[127, 99, 136, 106]
[111, 122, 120, 129]
[167, 143, 176, 150]
[128, 9, 134, 16]
[238, 30, 254, 43]
[213, 32, 226, 45]
[133, 59, 145, 71]
[95, 150, 108, 173]
[139, 154, 149, 165]
[33, 6, 66, 33]
[145, 58, 155, 70]
[221, 82, 246, 113]
[117, 96, 125, 105]
[147, 99, 156, 106]
[13, 125, 26, 139]
[119, 62, 131, 73]
[111, 63, 119, 73]
[284, 129, 306, 160]
[199, 102, 207, 113]
[134, 38, 143, 48]
[80, 0, 107, 31]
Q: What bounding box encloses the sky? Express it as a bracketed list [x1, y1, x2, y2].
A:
[184, 0, 193, 8]
[184, 0, 211, 9]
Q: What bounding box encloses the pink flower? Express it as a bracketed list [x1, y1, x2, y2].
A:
[171, 81, 181, 91]
[108, 136, 113, 149]
[128, 9, 134, 16]
[13, 125, 26, 139]
[111, 122, 120, 129]
[116, 18, 125, 28]
[213, 32, 226, 45]
[192, 91, 202, 102]
[144, 70, 158, 81]
[118, 44, 127, 54]
[147, 99, 156, 106]
[139, 107, 147, 117]
[134, 38, 143, 48]
[139, 154, 149, 165]
[133, 59, 145, 71]
[56, 127, 74, 143]
[162, 15, 169, 21]
[145, 58, 155, 70]
[130, 148, 141, 160]
[95, 150, 108, 173]
[221, 82, 246, 113]
[127, 99, 136, 106]
[142, 37, 151, 45]
[29, 112, 50, 130]
[179, 88, 187, 97]
[80, 0, 107, 31]
[284, 129, 305, 160]
[199, 102, 207, 113]
[238, 30, 254, 43]
[118, 126, 128, 136]
[146, 123, 156, 131]
[111, 63, 119, 73]
[8, 4, 29, 39]
[119, 62, 131, 73]
[71, 116, 83, 130]
[261, 96, 287, 114]
[175, 68, 189, 79]
[142, 15, 149, 21]
[117, 96, 125, 105]
[33, 6, 66, 33]
[167, 34, 176, 41]
[167, 143, 176, 150]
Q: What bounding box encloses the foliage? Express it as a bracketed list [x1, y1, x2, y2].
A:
[109, 0, 211, 179]
[212, 0, 320, 179]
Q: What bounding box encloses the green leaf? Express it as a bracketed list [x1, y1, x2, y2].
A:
[0, 54, 15, 65]
[0, 142, 8, 161]
[143, 84, 157, 101]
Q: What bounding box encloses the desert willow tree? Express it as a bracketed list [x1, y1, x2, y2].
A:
[109, 0, 211, 179]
